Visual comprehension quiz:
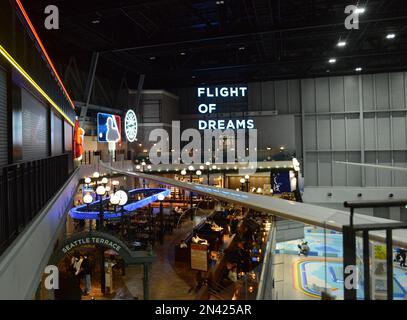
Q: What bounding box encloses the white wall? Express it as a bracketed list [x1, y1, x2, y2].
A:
[303, 186, 407, 221]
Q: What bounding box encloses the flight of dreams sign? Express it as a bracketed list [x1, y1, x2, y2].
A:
[196, 86, 255, 130]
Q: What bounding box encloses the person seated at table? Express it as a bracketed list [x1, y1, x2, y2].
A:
[192, 233, 208, 246]
[210, 220, 223, 232]
[179, 240, 188, 249]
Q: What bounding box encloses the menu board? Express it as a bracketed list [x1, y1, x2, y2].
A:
[191, 243, 208, 272]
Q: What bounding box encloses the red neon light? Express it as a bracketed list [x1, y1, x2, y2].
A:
[15, 0, 75, 110]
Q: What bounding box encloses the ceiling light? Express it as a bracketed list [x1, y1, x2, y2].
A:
[337, 41, 346, 47]
[180, 52, 186, 56]
[355, 67, 362, 72]
[149, 56, 156, 60]
[238, 46, 245, 50]
[386, 33, 396, 39]
[92, 19, 100, 24]
[328, 58, 336, 64]
[355, 7, 365, 14]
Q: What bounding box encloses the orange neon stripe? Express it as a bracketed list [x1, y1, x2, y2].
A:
[15, 0, 75, 110]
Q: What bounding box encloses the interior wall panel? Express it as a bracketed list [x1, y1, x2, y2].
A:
[51, 112, 62, 156]
[390, 72, 405, 108]
[64, 122, 73, 151]
[330, 77, 345, 112]
[21, 88, 48, 161]
[332, 115, 346, 149]
[318, 152, 332, 186]
[344, 76, 359, 111]
[347, 152, 362, 186]
[302, 79, 316, 113]
[375, 73, 390, 110]
[346, 115, 361, 150]
[0, 67, 7, 167]
[315, 78, 329, 113]
[362, 74, 375, 111]
[317, 115, 331, 150]
[377, 114, 391, 150]
[392, 112, 407, 149]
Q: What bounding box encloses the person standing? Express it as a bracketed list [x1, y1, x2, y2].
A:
[73, 255, 83, 277]
[400, 249, 406, 267]
[81, 255, 92, 295]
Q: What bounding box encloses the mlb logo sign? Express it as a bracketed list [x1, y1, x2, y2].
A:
[97, 113, 122, 143]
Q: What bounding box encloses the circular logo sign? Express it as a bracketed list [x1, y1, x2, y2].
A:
[124, 109, 138, 142]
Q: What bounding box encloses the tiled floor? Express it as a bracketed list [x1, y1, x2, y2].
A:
[64, 207, 213, 300]
[120, 215, 208, 300]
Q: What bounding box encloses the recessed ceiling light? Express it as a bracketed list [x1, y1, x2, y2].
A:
[149, 56, 156, 60]
[92, 19, 100, 24]
[328, 58, 336, 64]
[216, 0, 225, 4]
[355, 67, 362, 72]
[355, 7, 365, 14]
[238, 46, 245, 50]
[337, 41, 346, 47]
[180, 52, 186, 56]
[192, 75, 196, 79]
[386, 33, 396, 39]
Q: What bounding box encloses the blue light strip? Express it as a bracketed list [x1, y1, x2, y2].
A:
[69, 188, 170, 220]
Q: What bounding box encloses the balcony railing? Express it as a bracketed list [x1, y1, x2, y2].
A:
[0, 153, 72, 256]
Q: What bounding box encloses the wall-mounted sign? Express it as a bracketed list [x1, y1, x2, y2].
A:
[272, 171, 295, 194]
[97, 112, 121, 143]
[124, 109, 138, 142]
[196, 86, 255, 130]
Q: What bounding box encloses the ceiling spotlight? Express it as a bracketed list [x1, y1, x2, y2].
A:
[355, 7, 365, 14]
[355, 67, 362, 72]
[386, 33, 396, 39]
[337, 41, 347, 47]
[216, 0, 225, 4]
[91, 19, 100, 24]
[238, 46, 245, 50]
[328, 58, 336, 64]
[180, 52, 186, 56]
[149, 56, 156, 60]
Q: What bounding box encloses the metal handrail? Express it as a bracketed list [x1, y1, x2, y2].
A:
[256, 221, 277, 300]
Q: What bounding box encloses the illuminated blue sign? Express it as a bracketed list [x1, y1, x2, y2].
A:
[97, 113, 122, 143]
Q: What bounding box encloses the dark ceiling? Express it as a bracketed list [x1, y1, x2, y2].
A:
[22, 0, 407, 90]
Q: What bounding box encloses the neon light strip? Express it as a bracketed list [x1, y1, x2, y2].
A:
[15, 0, 75, 110]
[0, 44, 74, 126]
[69, 188, 171, 220]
